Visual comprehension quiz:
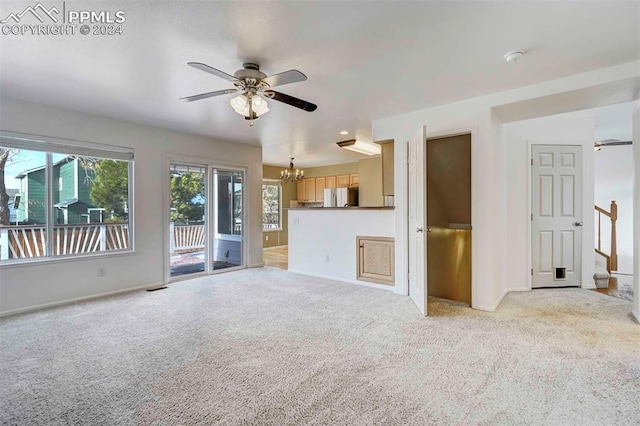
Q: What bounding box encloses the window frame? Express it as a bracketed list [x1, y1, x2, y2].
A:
[0, 131, 135, 265]
[262, 179, 282, 232]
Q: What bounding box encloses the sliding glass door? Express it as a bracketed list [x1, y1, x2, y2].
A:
[212, 168, 243, 271]
[167, 163, 245, 280]
[169, 164, 206, 278]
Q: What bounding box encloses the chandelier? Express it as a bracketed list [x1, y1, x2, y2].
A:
[280, 158, 304, 183]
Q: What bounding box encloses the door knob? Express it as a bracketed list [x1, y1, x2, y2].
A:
[574, 221, 583, 227]
[427, 227, 432, 233]
[416, 227, 424, 233]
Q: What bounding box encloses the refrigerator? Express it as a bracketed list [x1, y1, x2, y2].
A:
[336, 187, 358, 207]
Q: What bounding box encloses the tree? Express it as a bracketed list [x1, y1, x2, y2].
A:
[170, 172, 205, 223]
[90, 160, 129, 221]
[0, 149, 21, 226]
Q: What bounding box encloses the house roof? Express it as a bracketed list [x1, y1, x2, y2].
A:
[53, 198, 78, 208]
[15, 156, 74, 179]
[0, 2, 638, 167]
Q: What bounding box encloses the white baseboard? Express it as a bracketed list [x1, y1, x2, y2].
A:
[287, 269, 395, 292]
[0, 282, 166, 318]
[249, 262, 264, 268]
[474, 288, 508, 312]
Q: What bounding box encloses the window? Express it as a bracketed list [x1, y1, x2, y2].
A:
[0, 132, 134, 262]
[216, 170, 242, 236]
[262, 180, 281, 231]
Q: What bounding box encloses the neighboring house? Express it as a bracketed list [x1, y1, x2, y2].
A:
[6, 188, 19, 224]
[16, 156, 96, 224]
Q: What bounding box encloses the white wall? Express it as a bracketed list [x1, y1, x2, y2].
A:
[594, 146, 634, 274]
[633, 102, 640, 321]
[0, 97, 263, 315]
[504, 113, 596, 290]
[374, 61, 639, 312]
[288, 209, 395, 288]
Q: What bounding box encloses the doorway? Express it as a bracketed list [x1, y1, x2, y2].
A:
[426, 134, 472, 305]
[168, 163, 245, 280]
[531, 144, 583, 288]
[212, 168, 244, 272]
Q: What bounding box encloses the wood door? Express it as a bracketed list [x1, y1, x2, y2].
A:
[315, 177, 326, 201]
[357, 236, 395, 285]
[304, 178, 316, 202]
[326, 175, 336, 189]
[532, 145, 582, 288]
[297, 181, 305, 202]
[408, 126, 427, 315]
[350, 174, 359, 186]
[337, 175, 350, 188]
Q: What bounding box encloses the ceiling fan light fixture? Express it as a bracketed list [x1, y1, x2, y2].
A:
[252, 95, 270, 117]
[336, 139, 381, 156]
[230, 94, 249, 115]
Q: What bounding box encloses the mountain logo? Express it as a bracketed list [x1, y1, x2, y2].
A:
[1, 3, 59, 24]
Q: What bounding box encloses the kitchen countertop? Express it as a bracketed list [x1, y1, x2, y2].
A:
[285, 206, 394, 210]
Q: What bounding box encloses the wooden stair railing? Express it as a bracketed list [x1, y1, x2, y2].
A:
[594, 200, 618, 273]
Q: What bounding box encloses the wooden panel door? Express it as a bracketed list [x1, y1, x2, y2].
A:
[382, 142, 395, 196]
[408, 126, 427, 315]
[315, 177, 326, 201]
[532, 145, 582, 288]
[357, 236, 395, 285]
[297, 181, 305, 202]
[326, 175, 336, 189]
[350, 174, 359, 186]
[337, 174, 350, 188]
[304, 178, 316, 202]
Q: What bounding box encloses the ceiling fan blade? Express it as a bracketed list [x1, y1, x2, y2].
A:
[262, 70, 307, 88]
[179, 89, 238, 102]
[263, 90, 317, 112]
[187, 62, 237, 82]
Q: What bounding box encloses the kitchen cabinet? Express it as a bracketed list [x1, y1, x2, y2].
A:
[315, 177, 326, 201]
[326, 175, 336, 189]
[297, 178, 317, 202]
[357, 236, 395, 285]
[304, 178, 316, 202]
[350, 174, 359, 186]
[337, 174, 350, 188]
[381, 142, 394, 196]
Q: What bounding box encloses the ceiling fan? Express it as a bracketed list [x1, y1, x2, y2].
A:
[594, 139, 632, 151]
[180, 62, 317, 120]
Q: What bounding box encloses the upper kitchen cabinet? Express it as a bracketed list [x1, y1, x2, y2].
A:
[350, 174, 359, 186]
[315, 177, 326, 201]
[379, 140, 394, 196]
[337, 174, 350, 188]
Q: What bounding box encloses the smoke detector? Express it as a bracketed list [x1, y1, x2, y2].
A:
[504, 51, 524, 63]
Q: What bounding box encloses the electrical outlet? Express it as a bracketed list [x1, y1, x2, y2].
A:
[98, 267, 107, 277]
[265, 235, 269, 241]
[293, 216, 300, 225]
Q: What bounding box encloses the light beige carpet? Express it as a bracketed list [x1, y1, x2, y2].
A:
[1, 267, 639, 425]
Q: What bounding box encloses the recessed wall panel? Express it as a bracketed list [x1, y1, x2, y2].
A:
[560, 231, 575, 272]
[539, 153, 554, 167]
[539, 231, 553, 272]
[561, 175, 575, 217]
[539, 175, 553, 217]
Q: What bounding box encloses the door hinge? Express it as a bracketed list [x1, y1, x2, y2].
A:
[531, 268, 533, 276]
[531, 158, 533, 166]
[531, 213, 533, 221]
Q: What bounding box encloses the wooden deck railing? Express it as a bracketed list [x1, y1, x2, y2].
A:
[594, 200, 617, 272]
[0, 223, 129, 260]
[170, 223, 205, 254]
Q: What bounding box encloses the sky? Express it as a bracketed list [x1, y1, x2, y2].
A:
[3, 151, 67, 190]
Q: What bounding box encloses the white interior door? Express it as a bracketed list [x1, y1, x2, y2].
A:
[408, 126, 428, 314]
[532, 145, 583, 288]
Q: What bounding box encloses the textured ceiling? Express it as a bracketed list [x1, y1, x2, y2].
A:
[0, 1, 638, 167]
